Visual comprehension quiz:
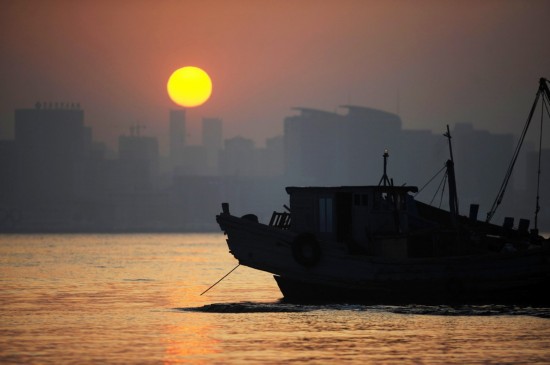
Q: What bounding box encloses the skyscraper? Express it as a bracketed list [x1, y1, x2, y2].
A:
[202, 118, 222, 175]
[14, 102, 87, 202]
[169, 109, 186, 167]
[202, 118, 222, 150]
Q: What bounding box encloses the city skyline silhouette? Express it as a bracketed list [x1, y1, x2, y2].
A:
[1, 1, 549, 150]
[1, 98, 548, 232]
[1, 1, 549, 232]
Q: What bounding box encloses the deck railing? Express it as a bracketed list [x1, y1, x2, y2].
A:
[269, 211, 291, 229]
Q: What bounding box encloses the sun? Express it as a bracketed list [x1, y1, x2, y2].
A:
[167, 66, 212, 108]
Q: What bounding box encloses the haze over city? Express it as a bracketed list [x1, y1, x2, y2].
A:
[1, 0, 549, 233]
[1, 0, 549, 151]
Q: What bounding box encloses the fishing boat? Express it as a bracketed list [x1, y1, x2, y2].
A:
[216, 78, 550, 304]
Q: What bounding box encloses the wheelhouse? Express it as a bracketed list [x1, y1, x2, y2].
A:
[286, 185, 418, 254]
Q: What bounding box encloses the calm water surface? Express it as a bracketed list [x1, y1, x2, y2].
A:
[1, 233, 549, 364]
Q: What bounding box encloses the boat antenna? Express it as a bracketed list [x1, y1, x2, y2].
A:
[486, 77, 550, 224]
[378, 149, 392, 186]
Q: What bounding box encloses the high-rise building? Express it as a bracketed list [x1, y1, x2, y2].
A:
[284, 107, 345, 184]
[341, 106, 403, 185]
[169, 109, 186, 167]
[452, 123, 514, 214]
[118, 133, 159, 191]
[14, 102, 88, 202]
[264, 135, 284, 176]
[220, 136, 256, 176]
[202, 118, 222, 174]
[202, 118, 222, 150]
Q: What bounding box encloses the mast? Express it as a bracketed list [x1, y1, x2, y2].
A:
[534, 78, 550, 231]
[444, 125, 459, 226]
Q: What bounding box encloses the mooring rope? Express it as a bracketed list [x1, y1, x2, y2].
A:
[200, 264, 241, 296]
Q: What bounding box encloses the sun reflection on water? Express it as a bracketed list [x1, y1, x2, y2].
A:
[1, 233, 549, 364]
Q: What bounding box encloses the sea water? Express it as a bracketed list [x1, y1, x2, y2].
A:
[1, 233, 549, 364]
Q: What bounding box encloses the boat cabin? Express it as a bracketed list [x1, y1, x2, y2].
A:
[286, 185, 419, 255]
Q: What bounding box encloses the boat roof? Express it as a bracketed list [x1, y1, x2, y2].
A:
[286, 185, 418, 195]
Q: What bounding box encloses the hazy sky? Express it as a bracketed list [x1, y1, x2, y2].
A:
[1, 0, 549, 152]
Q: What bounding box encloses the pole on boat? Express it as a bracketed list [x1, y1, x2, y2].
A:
[534, 78, 550, 232]
[200, 264, 240, 296]
[378, 149, 392, 187]
[444, 125, 459, 223]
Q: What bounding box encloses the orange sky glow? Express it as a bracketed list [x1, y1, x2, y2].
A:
[1, 0, 549, 151]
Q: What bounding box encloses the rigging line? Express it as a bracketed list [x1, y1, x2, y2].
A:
[486, 89, 542, 222]
[200, 263, 240, 296]
[430, 171, 447, 206]
[543, 92, 550, 119]
[415, 164, 447, 197]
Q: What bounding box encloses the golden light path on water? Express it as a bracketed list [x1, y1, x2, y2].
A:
[1, 233, 549, 364]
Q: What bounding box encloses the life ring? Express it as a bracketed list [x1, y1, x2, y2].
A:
[291, 233, 321, 267]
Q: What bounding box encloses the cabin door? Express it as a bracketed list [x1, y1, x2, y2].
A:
[335, 193, 353, 243]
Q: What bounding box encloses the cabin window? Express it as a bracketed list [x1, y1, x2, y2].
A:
[373, 191, 406, 211]
[319, 197, 333, 233]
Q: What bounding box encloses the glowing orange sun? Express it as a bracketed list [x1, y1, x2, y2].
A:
[167, 66, 212, 107]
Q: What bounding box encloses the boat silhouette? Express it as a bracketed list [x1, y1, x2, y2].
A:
[216, 78, 550, 304]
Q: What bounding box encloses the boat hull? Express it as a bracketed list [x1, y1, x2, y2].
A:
[273, 274, 549, 305]
[217, 213, 550, 304]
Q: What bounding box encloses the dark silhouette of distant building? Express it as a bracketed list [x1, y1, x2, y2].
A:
[3, 101, 545, 233]
[284, 108, 345, 184]
[169, 109, 186, 168]
[202, 118, 222, 150]
[281, 106, 521, 221]
[0, 140, 17, 207]
[341, 106, 403, 184]
[14, 102, 89, 203]
[118, 128, 159, 191]
[221, 136, 256, 176]
[451, 123, 514, 215]
[263, 135, 284, 177]
[202, 118, 223, 175]
[283, 106, 405, 185]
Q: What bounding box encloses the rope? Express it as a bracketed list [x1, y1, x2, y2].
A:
[200, 264, 240, 296]
[486, 88, 542, 222]
[415, 164, 447, 197]
[430, 171, 448, 206]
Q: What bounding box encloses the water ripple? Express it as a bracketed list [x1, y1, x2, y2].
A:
[178, 302, 310, 313]
[180, 302, 550, 318]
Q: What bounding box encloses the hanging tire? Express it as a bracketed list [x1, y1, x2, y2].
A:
[291, 233, 321, 267]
